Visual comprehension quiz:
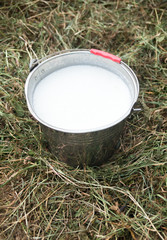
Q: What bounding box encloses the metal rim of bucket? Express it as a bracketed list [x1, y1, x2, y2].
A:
[25, 49, 139, 134]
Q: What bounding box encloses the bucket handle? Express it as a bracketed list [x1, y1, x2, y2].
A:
[29, 48, 122, 71]
[132, 102, 142, 112]
[133, 107, 142, 112]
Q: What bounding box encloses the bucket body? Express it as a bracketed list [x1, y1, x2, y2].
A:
[25, 49, 139, 167]
[42, 120, 125, 167]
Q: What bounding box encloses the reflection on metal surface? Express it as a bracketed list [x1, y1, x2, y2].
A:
[42, 120, 125, 167]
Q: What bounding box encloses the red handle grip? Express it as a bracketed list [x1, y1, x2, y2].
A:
[90, 49, 121, 63]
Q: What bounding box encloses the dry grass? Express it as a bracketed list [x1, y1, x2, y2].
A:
[0, 0, 167, 239]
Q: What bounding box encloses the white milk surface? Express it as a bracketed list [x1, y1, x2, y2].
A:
[33, 65, 132, 131]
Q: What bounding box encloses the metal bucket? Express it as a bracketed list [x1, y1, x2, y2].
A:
[25, 49, 139, 167]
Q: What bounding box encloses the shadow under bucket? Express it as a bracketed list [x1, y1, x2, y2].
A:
[25, 49, 139, 167]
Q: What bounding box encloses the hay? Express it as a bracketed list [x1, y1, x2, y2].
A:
[0, 0, 167, 239]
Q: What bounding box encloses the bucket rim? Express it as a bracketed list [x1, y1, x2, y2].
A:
[25, 50, 139, 134]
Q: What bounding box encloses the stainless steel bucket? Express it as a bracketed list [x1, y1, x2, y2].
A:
[25, 49, 139, 167]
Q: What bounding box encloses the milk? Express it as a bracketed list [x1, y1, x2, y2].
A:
[33, 65, 132, 131]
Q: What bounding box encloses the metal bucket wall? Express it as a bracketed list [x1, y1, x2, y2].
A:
[25, 49, 139, 167]
[42, 120, 125, 167]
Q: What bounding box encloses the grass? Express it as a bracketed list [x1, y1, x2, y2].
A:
[0, 0, 167, 239]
